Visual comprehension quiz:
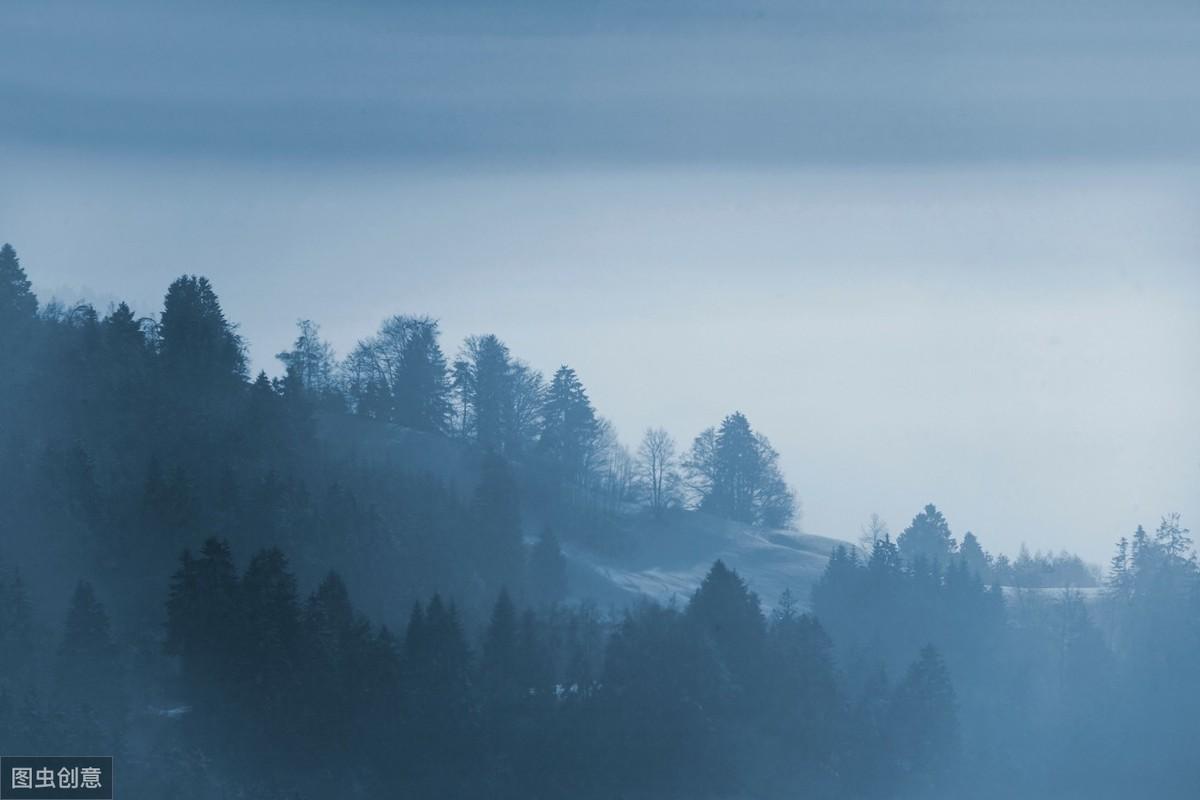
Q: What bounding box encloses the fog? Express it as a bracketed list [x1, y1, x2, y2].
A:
[4, 3, 1200, 798]
[3, 2, 1199, 562]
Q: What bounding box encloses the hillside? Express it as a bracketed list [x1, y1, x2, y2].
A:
[565, 512, 845, 611]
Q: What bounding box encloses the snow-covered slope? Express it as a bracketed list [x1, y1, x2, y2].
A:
[333, 420, 851, 612]
[563, 510, 848, 611]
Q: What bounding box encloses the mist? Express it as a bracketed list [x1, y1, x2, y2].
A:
[4, 152, 1197, 562]
[2, 2, 1199, 798]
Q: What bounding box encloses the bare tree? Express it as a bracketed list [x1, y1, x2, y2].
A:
[637, 427, 679, 519]
[859, 513, 890, 556]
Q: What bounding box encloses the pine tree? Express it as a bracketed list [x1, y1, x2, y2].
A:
[56, 581, 121, 719]
[538, 365, 600, 485]
[345, 315, 449, 431]
[958, 531, 990, 579]
[276, 320, 337, 399]
[480, 589, 520, 710]
[453, 334, 515, 450]
[159, 275, 247, 389]
[764, 595, 838, 779]
[887, 644, 959, 792]
[1107, 536, 1131, 601]
[897, 503, 957, 566]
[165, 538, 240, 691]
[0, 243, 38, 327]
[686, 560, 765, 689]
[393, 317, 450, 432]
[684, 413, 794, 527]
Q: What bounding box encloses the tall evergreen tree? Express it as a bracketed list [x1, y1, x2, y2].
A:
[686, 560, 765, 689]
[538, 365, 599, 485]
[887, 644, 959, 793]
[345, 315, 449, 431]
[684, 413, 795, 527]
[158, 275, 247, 389]
[897, 503, 957, 566]
[0, 243, 37, 327]
[55, 581, 121, 719]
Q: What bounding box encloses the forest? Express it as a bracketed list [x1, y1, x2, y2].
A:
[0, 242, 1197, 799]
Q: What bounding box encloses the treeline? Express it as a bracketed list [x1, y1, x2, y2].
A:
[861, 504, 1099, 588]
[2, 540, 956, 799]
[2, 243, 1199, 798]
[0, 244, 796, 619]
[2, 514, 1195, 799]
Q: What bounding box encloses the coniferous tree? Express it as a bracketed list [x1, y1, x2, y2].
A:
[159, 275, 247, 389]
[887, 644, 959, 793]
[897, 503, 957, 566]
[538, 365, 600, 486]
[56, 581, 122, 722]
[0, 243, 37, 327]
[761, 590, 839, 788]
[345, 315, 449, 431]
[452, 334, 544, 456]
[957, 531, 989, 579]
[276, 320, 338, 399]
[686, 560, 765, 691]
[684, 413, 795, 528]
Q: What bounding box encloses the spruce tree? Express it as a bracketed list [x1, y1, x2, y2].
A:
[56, 581, 120, 718]
[0, 243, 37, 327]
[897, 504, 957, 566]
[159, 275, 247, 389]
[538, 365, 599, 484]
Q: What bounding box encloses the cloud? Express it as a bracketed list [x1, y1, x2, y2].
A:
[3, 0, 1199, 164]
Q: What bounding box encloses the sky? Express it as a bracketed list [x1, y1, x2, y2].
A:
[2, 0, 1198, 562]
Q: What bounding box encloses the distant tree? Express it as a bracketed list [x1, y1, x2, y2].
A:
[164, 537, 241, 728]
[276, 320, 338, 399]
[452, 334, 545, 456]
[684, 413, 795, 528]
[762, 591, 840, 788]
[752, 432, 797, 529]
[682, 426, 717, 501]
[957, 531, 990, 580]
[1107, 536, 1132, 602]
[887, 644, 959, 793]
[686, 560, 765, 688]
[1154, 512, 1193, 564]
[159, 275, 247, 388]
[56, 581, 121, 719]
[599, 601, 733, 796]
[402, 594, 474, 792]
[538, 366, 600, 486]
[236, 547, 303, 750]
[392, 317, 450, 432]
[635, 427, 679, 519]
[101, 302, 143, 348]
[479, 589, 521, 711]
[858, 513, 890, 555]
[344, 315, 449, 431]
[897, 504, 956, 566]
[0, 243, 38, 327]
